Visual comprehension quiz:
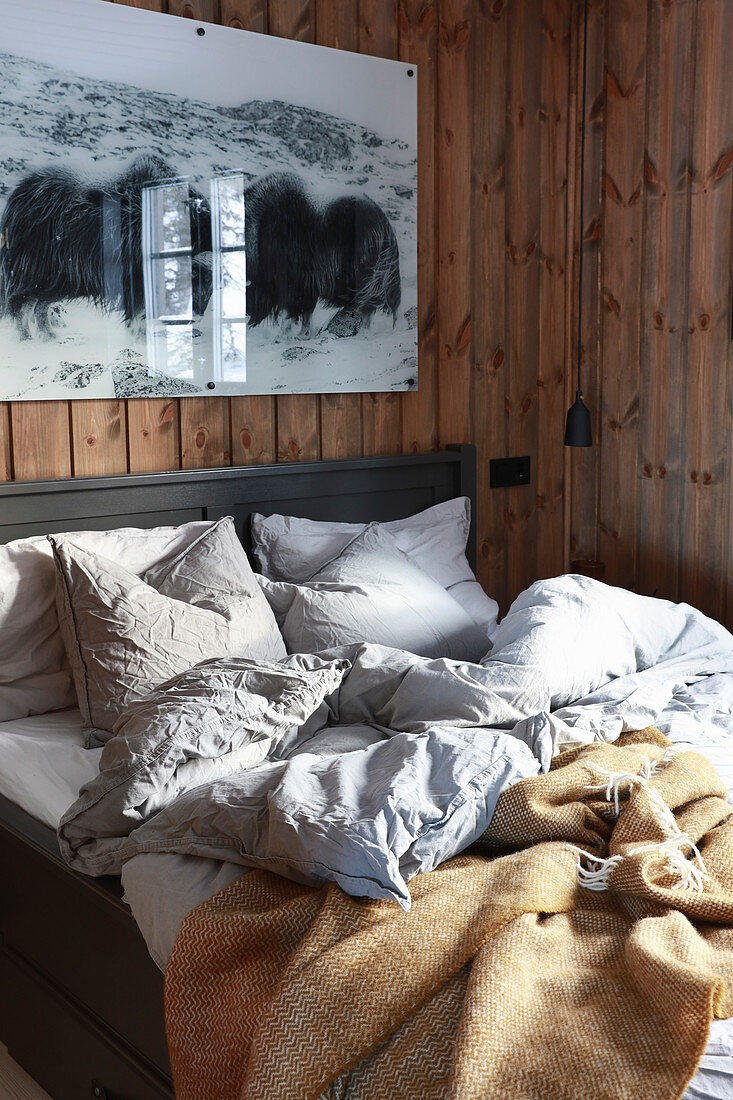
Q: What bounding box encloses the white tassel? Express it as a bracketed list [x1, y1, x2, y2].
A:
[569, 753, 710, 894]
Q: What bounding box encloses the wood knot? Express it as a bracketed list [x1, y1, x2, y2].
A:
[491, 346, 504, 372]
[703, 471, 713, 485]
[240, 429, 252, 450]
[491, 0, 505, 15]
[690, 470, 698, 483]
[480, 539, 492, 559]
[518, 107, 526, 126]
[653, 311, 664, 329]
[642, 463, 652, 477]
[603, 291, 621, 314]
[699, 313, 710, 329]
[85, 435, 96, 448]
[195, 429, 207, 449]
[445, 128, 454, 146]
[657, 465, 667, 479]
[482, 181, 490, 195]
[141, 428, 149, 438]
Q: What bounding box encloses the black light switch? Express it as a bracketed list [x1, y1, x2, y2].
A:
[490, 455, 531, 488]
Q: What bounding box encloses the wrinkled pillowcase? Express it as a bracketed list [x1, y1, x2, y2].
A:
[258, 524, 489, 662]
[0, 520, 211, 723]
[50, 516, 286, 736]
[250, 497, 499, 638]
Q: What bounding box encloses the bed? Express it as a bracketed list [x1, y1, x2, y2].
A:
[2, 445, 733, 1100]
[0, 446, 476, 1100]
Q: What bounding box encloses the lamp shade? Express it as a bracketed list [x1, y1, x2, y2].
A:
[564, 389, 592, 447]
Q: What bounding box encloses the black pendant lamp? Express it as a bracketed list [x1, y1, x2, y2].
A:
[565, 0, 593, 448]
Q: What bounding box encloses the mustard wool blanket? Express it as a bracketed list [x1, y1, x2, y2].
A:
[164, 729, 733, 1100]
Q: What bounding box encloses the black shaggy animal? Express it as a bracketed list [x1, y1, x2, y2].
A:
[244, 172, 400, 335]
[0, 154, 212, 339]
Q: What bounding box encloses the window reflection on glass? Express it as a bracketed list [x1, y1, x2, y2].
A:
[141, 173, 247, 386]
[142, 180, 195, 379]
[211, 174, 246, 380]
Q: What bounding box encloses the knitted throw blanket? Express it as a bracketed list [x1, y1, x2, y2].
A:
[165, 729, 733, 1100]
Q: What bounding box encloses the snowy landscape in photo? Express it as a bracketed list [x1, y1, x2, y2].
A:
[0, 0, 417, 401]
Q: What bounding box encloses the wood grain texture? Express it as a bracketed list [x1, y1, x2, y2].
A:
[568, 0, 605, 565]
[10, 403, 72, 481]
[435, 0, 472, 449]
[683, 0, 733, 621]
[127, 399, 180, 472]
[471, 0, 507, 607]
[220, 0, 265, 32]
[504, 0, 542, 603]
[70, 400, 127, 477]
[399, 0, 438, 456]
[596, 0, 647, 590]
[536, 0, 571, 584]
[0, 406, 12, 481]
[180, 397, 231, 467]
[637, 0, 695, 603]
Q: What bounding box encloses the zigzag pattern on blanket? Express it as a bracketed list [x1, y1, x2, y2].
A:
[165, 729, 733, 1100]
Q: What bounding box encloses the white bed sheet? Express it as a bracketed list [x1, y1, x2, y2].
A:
[0, 707, 101, 829]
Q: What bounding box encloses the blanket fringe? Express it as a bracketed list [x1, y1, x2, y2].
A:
[569, 753, 710, 895]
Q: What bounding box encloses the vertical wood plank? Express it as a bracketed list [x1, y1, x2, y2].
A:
[536, 0, 571, 585]
[568, 0, 605, 565]
[220, 0, 265, 31]
[168, 0, 218, 17]
[360, 0, 403, 456]
[180, 397, 232, 467]
[225, 0, 278, 465]
[316, 0, 364, 460]
[596, 0, 646, 589]
[71, 400, 128, 477]
[0, 406, 12, 481]
[399, 0, 438, 456]
[684, 0, 733, 621]
[435, 0, 472, 450]
[504, 0, 542, 604]
[9, 403, 72, 481]
[127, 400, 181, 472]
[268, 0, 322, 462]
[471, 0, 507, 606]
[637, 0, 695, 603]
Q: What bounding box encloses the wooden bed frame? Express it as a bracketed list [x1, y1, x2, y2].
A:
[0, 446, 476, 1100]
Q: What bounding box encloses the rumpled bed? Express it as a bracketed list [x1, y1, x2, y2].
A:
[56, 574, 733, 1097]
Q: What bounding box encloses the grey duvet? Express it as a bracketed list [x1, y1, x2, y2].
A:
[58, 575, 733, 914]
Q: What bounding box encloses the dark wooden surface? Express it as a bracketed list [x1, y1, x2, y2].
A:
[0, 0, 574, 618]
[568, 0, 733, 628]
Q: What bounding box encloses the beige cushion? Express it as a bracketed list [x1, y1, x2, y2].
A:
[50, 517, 286, 735]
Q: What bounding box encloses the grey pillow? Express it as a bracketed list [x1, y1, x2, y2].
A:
[50, 517, 286, 735]
[258, 524, 489, 662]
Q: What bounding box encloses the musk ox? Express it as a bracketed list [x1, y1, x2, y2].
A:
[243, 171, 401, 335]
[0, 154, 213, 339]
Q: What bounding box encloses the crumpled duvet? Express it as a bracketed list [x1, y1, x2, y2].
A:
[58, 575, 733, 910]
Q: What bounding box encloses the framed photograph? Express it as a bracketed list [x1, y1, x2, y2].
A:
[0, 0, 417, 401]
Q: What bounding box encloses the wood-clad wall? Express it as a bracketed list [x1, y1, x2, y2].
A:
[569, 0, 733, 627]
[0, 0, 575, 615]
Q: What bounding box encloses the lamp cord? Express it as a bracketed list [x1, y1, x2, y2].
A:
[576, 0, 589, 396]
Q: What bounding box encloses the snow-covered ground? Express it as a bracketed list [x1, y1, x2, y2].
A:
[0, 49, 417, 400]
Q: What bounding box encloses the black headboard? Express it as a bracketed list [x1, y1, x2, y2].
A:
[0, 445, 477, 571]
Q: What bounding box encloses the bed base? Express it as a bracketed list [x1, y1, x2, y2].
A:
[0, 446, 476, 1098]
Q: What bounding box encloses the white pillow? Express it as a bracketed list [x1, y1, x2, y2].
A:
[251, 498, 499, 638]
[0, 521, 210, 723]
[258, 524, 489, 662]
